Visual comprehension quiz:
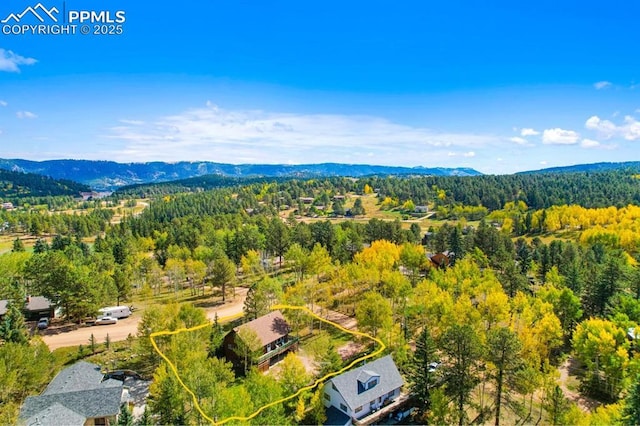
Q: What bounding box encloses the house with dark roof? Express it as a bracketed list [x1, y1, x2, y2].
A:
[223, 310, 298, 372]
[19, 361, 128, 426]
[323, 355, 404, 425]
[0, 296, 56, 321]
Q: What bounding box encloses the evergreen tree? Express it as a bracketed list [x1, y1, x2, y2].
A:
[440, 324, 484, 426]
[486, 327, 522, 426]
[0, 300, 28, 344]
[543, 385, 570, 426]
[134, 407, 152, 426]
[117, 404, 133, 426]
[622, 375, 640, 426]
[11, 238, 24, 253]
[89, 333, 96, 354]
[265, 217, 291, 264]
[351, 198, 365, 216]
[32, 238, 48, 254]
[408, 328, 438, 416]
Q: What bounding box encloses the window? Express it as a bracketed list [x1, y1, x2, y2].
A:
[340, 403, 348, 413]
[388, 390, 395, 398]
[324, 393, 330, 401]
[355, 406, 363, 413]
[368, 378, 378, 389]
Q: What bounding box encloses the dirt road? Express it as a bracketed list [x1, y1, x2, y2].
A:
[558, 357, 602, 411]
[42, 287, 249, 351]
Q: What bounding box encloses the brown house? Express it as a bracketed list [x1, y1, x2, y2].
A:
[224, 310, 298, 372]
[427, 252, 451, 269]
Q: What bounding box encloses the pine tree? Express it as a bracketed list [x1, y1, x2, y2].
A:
[117, 404, 133, 426]
[0, 301, 28, 344]
[440, 324, 484, 426]
[408, 328, 438, 416]
[622, 375, 640, 426]
[134, 407, 152, 426]
[89, 333, 96, 354]
[33, 238, 48, 253]
[543, 385, 570, 426]
[11, 238, 24, 252]
[486, 327, 522, 426]
[351, 198, 365, 216]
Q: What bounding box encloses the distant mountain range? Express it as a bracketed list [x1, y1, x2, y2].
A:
[518, 161, 640, 175]
[2, 158, 639, 192]
[0, 159, 482, 190]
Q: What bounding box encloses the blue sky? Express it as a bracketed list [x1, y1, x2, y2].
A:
[1, 0, 639, 174]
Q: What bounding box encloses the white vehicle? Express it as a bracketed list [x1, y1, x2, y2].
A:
[95, 316, 118, 325]
[98, 306, 131, 319]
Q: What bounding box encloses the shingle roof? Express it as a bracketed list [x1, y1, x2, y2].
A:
[42, 361, 106, 394]
[24, 402, 86, 426]
[0, 296, 53, 317]
[26, 296, 52, 312]
[234, 310, 290, 347]
[327, 355, 404, 411]
[21, 388, 123, 421]
[19, 362, 124, 425]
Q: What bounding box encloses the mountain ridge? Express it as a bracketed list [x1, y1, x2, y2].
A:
[517, 161, 640, 175]
[0, 159, 482, 190]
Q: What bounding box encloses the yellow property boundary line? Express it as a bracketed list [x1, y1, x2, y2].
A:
[150, 304, 386, 425]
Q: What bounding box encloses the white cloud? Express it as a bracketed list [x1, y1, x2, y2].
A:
[0, 49, 37, 72]
[585, 115, 640, 140]
[119, 119, 145, 125]
[580, 138, 600, 148]
[509, 136, 528, 145]
[542, 128, 580, 145]
[594, 81, 612, 90]
[448, 151, 475, 158]
[540, 161, 548, 165]
[16, 111, 37, 119]
[105, 104, 501, 165]
[0, 100, 7, 107]
[520, 128, 539, 136]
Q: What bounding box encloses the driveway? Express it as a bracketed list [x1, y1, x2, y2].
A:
[42, 287, 249, 351]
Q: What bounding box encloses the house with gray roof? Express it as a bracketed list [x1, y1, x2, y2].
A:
[0, 296, 56, 321]
[323, 355, 404, 425]
[19, 361, 128, 426]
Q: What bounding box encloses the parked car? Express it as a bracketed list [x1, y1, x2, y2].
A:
[37, 317, 49, 330]
[393, 407, 414, 421]
[428, 362, 440, 373]
[95, 316, 118, 325]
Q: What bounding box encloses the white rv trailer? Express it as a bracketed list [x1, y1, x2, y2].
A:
[98, 306, 131, 319]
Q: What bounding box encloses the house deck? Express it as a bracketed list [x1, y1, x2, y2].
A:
[352, 392, 410, 426]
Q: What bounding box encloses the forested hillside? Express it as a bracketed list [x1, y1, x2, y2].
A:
[0, 169, 90, 200]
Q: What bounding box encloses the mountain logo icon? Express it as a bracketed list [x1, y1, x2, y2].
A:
[2, 3, 59, 23]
